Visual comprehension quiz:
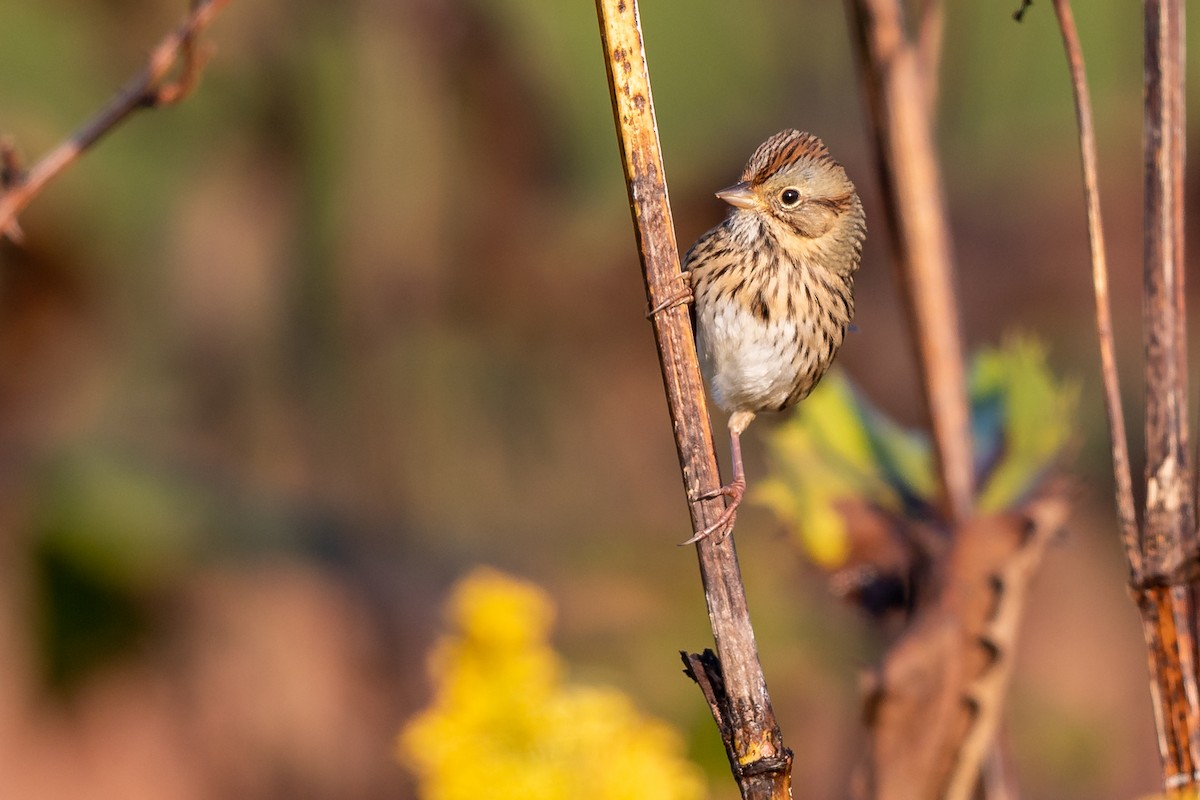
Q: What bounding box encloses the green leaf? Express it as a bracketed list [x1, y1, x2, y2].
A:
[757, 372, 934, 567]
[972, 336, 1078, 511]
[756, 336, 1076, 566]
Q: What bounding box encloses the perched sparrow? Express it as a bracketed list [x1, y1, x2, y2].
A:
[676, 129, 865, 542]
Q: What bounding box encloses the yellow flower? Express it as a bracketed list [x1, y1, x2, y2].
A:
[449, 566, 555, 648]
[399, 567, 707, 800]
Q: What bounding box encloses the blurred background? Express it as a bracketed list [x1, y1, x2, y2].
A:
[0, 0, 1193, 797]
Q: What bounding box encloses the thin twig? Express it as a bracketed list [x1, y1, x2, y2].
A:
[595, 2, 791, 797]
[846, 0, 974, 526]
[1050, 0, 1141, 577]
[0, 0, 231, 241]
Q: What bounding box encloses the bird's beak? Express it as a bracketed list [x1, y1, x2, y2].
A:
[715, 181, 758, 210]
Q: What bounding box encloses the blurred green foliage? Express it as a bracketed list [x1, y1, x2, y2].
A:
[971, 336, 1080, 512]
[758, 336, 1077, 567]
[35, 542, 149, 695]
[34, 451, 204, 586]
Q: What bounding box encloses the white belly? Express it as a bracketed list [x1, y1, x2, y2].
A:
[696, 301, 815, 414]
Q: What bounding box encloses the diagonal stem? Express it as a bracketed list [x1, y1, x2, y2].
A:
[0, 0, 230, 240]
[1050, 0, 1140, 577]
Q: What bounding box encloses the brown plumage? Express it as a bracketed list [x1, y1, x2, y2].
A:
[681, 129, 865, 542]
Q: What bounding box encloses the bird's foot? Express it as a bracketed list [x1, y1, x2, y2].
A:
[646, 274, 693, 319]
[681, 478, 746, 545]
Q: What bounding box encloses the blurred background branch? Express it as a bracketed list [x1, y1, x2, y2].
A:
[840, 1, 1080, 796]
[0, 0, 231, 242]
[847, 0, 972, 527]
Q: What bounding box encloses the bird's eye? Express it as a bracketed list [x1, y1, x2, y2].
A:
[780, 188, 801, 207]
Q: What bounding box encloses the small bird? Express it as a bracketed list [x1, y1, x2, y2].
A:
[671, 129, 866, 543]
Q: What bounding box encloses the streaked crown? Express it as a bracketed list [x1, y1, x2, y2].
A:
[740, 129, 835, 184]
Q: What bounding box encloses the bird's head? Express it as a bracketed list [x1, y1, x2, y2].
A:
[717, 129, 865, 272]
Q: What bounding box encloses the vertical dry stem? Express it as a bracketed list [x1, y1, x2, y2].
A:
[1140, 0, 1200, 786]
[1141, 0, 1193, 575]
[1135, 585, 1200, 786]
[1055, 0, 1200, 788]
[595, 1, 790, 797]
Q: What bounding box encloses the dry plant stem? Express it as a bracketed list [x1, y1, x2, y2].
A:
[978, 736, 1019, 800]
[0, 0, 231, 240]
[1055, 0, 1200, 787]
[846, 0, 973, 526]
[863, 496, 1069, 800]
[1049, 0, 1140, 575]
[595, 1, 790, 797]
[849, 2, 1036, 796]
[1135, 584, 1200, 788]
[1141, 0, 1194, 577]
[1140, 0, 1200, 786]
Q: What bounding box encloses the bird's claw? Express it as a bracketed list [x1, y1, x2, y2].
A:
[681, 478, 746, 545]
[646, 274, 693, 319]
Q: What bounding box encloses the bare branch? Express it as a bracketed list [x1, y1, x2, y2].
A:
[1050, 0, 1141, 577]
[596, 1, 791, 796]
[0, 0, 232, 241]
